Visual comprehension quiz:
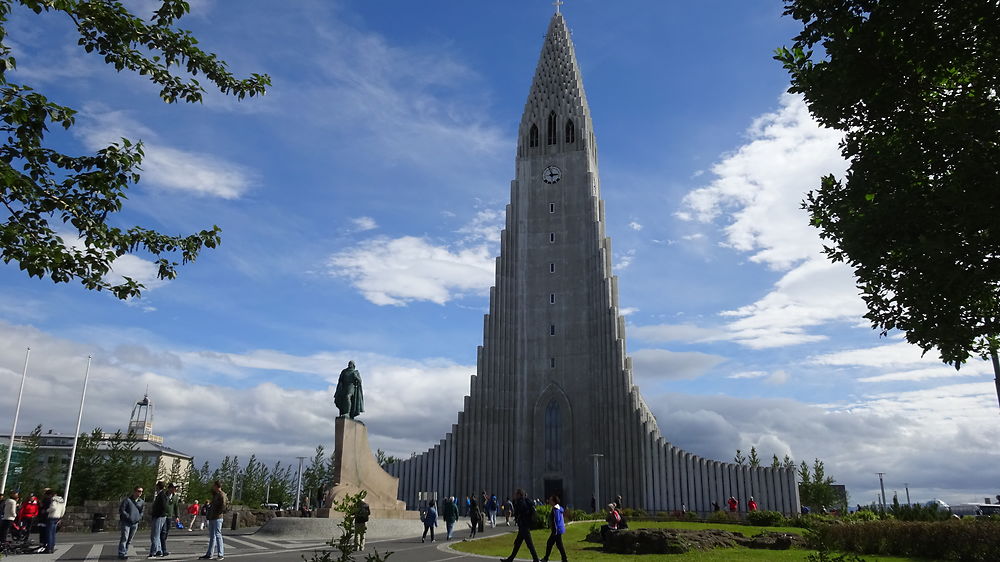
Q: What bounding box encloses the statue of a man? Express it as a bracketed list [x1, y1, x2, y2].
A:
[334, 360, 364, 419]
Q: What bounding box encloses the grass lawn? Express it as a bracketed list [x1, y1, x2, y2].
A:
[448, 521, 922, 561]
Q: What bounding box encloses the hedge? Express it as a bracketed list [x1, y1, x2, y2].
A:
[808, 519, 1000, 561]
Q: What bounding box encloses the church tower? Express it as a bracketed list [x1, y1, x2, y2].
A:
[387, 11, 799, 515]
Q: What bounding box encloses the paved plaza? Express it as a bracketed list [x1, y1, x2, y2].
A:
[11, 522, 512, 561]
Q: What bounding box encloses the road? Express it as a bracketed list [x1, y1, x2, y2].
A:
[10, 524, 518, 561]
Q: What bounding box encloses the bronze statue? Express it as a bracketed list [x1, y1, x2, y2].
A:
[334, 360, 364, 419]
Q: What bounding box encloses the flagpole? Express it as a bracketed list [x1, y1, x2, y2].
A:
[1, 347, 30, 494]
[64, 355, 92, 502]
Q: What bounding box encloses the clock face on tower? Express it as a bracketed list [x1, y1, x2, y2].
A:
[542, 165, 562, 184]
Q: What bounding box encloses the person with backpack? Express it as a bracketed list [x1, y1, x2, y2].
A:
[486, 495, 499, 528]
[354, 499, 370, 551]
[117, 486, 145, 560]
[441, 496, 458, 540]
[468, 499, 482, 539]
[198, 480, 228, 560]
[501, 488, 540, 562]
[420, 499, 437, 543]
[540, 495, 568, 562]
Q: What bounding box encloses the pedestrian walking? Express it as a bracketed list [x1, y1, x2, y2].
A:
[540, 495, 568, 562]
[501, 488, 540, 562]
[420, 499, 437, 543]
[441, 496, 458, 540]
[117, 486, 144, 560]
[748, 497, 758, 512]
[198, 480, 228, 560]
[727, 496, 738, 513]
[148, 481, 167, 557]
[159, 483, 181, 555]
[199, 500, 208, 530]
[502, 497, 513, 526]
[487, 495, 498, 528]
[355, 499, 370, 551]
[186, 500, 200, 531]
[468, 499, 482, 539]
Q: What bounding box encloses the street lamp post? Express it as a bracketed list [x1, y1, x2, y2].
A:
[904, 483, 911, 506]
[1, 347, 30, 494]
[295, 456, 306, 511]
[64, 355, 92, 503]
[876, 473, 887, 512]
[589, 453, 604, 512]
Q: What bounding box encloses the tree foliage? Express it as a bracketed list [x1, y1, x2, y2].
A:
[0, 0, 269, 299]
[775, 0, 1000, 367]
[799, 458, 846, 512]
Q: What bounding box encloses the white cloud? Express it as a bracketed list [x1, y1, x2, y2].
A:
[675, 94, 868, 349]
[680, 93, 845, 271]
[455, 209, 504, 243]
[628, 221, 643, 231]
[0, 319, 473, 464]
[630, 322, 725, 344]
[721, 258, 867, 348]
[614, 249, 636, 271]
[727, 370, 768, 379]
[808, 339, 994, 383]
[648, 387, 1000, 504]
[631, 348, 727, 383]
[76, 107, 254, 199]
[350, 216, 378, 232]
[619, 307, 639, 316]
[681, 233, 704, 241]
[327, 236, 494, 306]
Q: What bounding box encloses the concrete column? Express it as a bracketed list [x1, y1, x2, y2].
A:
[669, 446, 680, 511]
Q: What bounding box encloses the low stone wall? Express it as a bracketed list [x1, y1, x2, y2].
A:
[59, 502, 286, 533]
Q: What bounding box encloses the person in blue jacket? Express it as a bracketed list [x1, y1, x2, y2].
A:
[421, 500, 437, 543]
[541, 495, 568, 562]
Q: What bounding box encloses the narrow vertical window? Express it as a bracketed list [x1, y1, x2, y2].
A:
[565, 118, 575, 144]
[550, 357, 556, 368]
[550, 293, 555, 304]
[549, 263, 555, 273]
[549, 324, 556, 336]
[549, 202, 555, 213]
[546, 111, 557, 145]
[545, 400, 562, 470]
[549, 232, 555, 243]
[529, 124, 539, 148]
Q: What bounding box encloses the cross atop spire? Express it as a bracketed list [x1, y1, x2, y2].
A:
[553, 0, 564, 14]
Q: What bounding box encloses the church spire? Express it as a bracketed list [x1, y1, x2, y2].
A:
[518, 12, 592, 156]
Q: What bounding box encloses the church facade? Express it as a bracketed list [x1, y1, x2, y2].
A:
[386, 12, 800, 515]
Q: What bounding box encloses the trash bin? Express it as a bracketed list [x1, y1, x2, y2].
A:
[91, 513, 106, 532]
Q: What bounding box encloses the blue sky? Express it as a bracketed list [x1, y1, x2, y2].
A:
[1, 0, 996, 507]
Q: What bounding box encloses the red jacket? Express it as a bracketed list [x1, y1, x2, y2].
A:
[187, 503, 200, 515]
[18, 498, 39, 519]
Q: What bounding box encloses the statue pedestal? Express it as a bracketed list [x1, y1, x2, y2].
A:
[320, 418, 415, 519]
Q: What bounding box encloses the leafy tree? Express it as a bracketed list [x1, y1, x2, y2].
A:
[375, 449, 400, 468]
[0, 0, 269, 299]
[771, 454, 781, 469]
[782, 455, 796, 470]
[733, 449, 747, 466]
[798, 458, 845, 512]
[12, 425, 42, 495]
[775, 0, 1000, 392]
[748, 446, 761, 468]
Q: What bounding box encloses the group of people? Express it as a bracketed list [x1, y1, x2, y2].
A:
[416, 488, 568, 562]
[0, 488, 66, 554]
[722, 495, 758, 513]
[116, 479, 228, 560]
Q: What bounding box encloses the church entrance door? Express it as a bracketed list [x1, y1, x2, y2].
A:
[544, 478, 563, 502]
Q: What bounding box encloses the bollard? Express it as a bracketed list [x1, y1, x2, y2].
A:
[230, 512, 238, 531]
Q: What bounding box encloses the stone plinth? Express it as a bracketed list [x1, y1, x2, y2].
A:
[322, 417, 414, 519]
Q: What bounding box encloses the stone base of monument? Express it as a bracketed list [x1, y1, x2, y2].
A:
[319, 417, 416, 520]
[256, 516, 421, 540]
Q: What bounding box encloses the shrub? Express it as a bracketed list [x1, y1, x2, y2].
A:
[533, 504, 551, 530]
[565, 508, 595, 522]
[747, 510, 786, 526]
[707, 510, 732, 524]
[791, 513, 840, 529]
[841, 510, 879, 524]
[808, 519, 1000, 561]
[621, 507, 648, 519]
